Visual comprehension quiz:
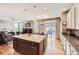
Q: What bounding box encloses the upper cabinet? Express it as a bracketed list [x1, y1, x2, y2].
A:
[75, 5, 79, 29]
[67, 6, 75, 29]
[67, 4, 79, 29]
[67, 9, 71, 29]
[71, 6, 75, 29]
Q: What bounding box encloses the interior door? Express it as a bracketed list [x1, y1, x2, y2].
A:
[45, 21, 56, 38]
[45, 20, 56, 50]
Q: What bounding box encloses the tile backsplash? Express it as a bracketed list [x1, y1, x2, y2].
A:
[68, 29, 79, 37]
[74, 30, 79, 37]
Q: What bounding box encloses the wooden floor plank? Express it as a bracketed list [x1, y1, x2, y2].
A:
[0, 38, 64, 55]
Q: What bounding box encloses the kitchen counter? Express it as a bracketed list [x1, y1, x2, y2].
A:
[63, 33, 79, 54]
[13, 34, 46, 55]
[13, 34, 45, 43]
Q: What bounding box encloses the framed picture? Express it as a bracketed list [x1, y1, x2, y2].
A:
[25, 23, 31, 27]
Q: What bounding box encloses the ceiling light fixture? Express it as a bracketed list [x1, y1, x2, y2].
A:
[43, 7, 47, 10]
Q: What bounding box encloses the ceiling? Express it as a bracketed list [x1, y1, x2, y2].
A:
[0, 3, 74, 22]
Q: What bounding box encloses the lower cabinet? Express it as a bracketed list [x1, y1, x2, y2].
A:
[13, 37, 46, 55]
[61, 35, 67, 52]
[71, 46, 78, 55]
[65, 41, 71, 55]
[61, 35, 78, 55]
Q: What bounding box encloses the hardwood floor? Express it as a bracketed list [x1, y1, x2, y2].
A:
[0, 44, 14, 55]
[0, 37, 65, 55]
[44, 38, 65, 55]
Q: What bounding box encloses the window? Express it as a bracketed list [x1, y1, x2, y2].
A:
[13, 22, 23, 32]
[14, 22, 19, 32]
[34, 22, 39, 33]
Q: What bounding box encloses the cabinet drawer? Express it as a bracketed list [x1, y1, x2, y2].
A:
[30, 42, 38, 46]
[19, 39, 30, 44]
[18, 45, 37, 55]
[18, 46, 30, 55]
[13, 38, 40, 55]
[29, 46, 38, 55]
[19, 39, 38, 46]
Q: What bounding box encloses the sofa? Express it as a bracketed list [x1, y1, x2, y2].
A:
[0, 31, 13, 44]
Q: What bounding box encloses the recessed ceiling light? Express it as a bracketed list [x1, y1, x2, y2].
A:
[43, 7, 47, 10]
[24, 9, 27, 11]
[34, 5, 36, 8]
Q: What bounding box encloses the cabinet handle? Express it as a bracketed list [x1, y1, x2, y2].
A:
[31, 46, 34, 48]
[31, 43, 34, 45]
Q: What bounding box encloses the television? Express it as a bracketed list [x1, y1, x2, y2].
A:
[25, 23, 31, 27]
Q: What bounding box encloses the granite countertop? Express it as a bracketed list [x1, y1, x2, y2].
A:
[13, 34, 46, 43]
[63, 33, 79, 54]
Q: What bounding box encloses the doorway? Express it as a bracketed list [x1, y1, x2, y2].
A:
[45, 20, 56, 51]
[45, 20, 56, 38]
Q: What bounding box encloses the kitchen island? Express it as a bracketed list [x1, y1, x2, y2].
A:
[13, 34, 46, 55]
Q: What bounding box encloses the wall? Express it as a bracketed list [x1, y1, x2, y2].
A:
[39, 18, 60, 39]
[34, 20, 45, 34]
[0, 20, 14, 32]
[27, 18, 60, 39]
[39, 24, 45, 34]
[60, 12, 68, 34]
[27, 20, 34, 33]
[56, 18, 60, 39]
[38, 19, 56, 34]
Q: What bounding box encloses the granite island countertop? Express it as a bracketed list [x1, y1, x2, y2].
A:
[63, 34, 79, 54]
[13, 34, 46, 43]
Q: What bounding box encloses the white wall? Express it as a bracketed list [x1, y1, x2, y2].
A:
[0, 20, 14, 32]
[56, 18, 60, 39]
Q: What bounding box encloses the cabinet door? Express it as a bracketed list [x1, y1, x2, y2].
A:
[66, 42, 71, 55]
[67, 6, 75, 29]
[71, 6, 75, 29]
[71, 46, 78, 55]
[29, 46, 38, 55]
[67, 11, 70, 28]
[67, 10, 72, 29]
[75, 5, 79, 29]
[62, 35, 67, 51]
[13, 38, 18, 51]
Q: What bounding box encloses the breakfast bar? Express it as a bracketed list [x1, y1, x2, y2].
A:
[13, 34, 46, 55]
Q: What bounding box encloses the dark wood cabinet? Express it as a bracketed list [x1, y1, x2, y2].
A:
[13, 37, 46, 55]
[13, 38, 18, 51]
